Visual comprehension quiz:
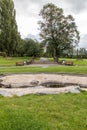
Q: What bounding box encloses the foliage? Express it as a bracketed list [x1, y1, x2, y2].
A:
[0, 93, 87, 130]
[76, 48, 87, 59]
[0, 0, 21, 56]
[39, 3, 80, 62]
[63, 48, 87, 59]
[22, 38, 43, 58]
[16, 39, 25, 57]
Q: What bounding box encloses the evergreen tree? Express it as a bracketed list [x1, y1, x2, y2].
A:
[0, 0, 20, 56]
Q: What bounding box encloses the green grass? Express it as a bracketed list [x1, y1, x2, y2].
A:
[0, 57, 87, 129]
[1, 56, 87, 74]
[1, 65, 87, 74]
[49, 58, 87, 66]
[0, 56, 30, 66]
[1, 56, 87, 66]
[0, 92, 87, 130]
[60, 58, 87, 66]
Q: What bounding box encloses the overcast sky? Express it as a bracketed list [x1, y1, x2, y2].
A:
[14, 0, 87, 48]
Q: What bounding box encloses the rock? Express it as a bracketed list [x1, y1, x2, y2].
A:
[0, 85, 81, 97]
[36, 92, 46, 95]
[40, 81, 79, 88]
[0, 90, 13, 97]
[40, 82, 65, 87]
[30, 80, 39, 86]
[2, 84, 12, 88]
[0, 74, 87, 90]
[16, 91, 26, 97]
[1, 83, 35, 88]
[67, 86, 81, 93]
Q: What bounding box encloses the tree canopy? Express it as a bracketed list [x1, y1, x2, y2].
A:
[17, 38, 43, 58]
[39, 3, 80, 62]
[0, 0, 21, 56]
[23, 38, 43, 58]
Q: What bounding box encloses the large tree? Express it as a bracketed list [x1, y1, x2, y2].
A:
[39, 3, 80, 62]
[0, 0, 20, 56]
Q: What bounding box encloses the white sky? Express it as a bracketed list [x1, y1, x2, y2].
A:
[14, 0, 87, 48]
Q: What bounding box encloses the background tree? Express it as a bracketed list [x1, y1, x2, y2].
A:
[16, 39, 25, 57]
[39, 3, 80, 62]
[0, 0, 21, 56]
[77, 48, 87, 59]
[22, 38, 43, 60]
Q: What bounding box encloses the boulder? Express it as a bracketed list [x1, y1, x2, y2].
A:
[68, 86, 81, 93]
[0, 90, 13, 97]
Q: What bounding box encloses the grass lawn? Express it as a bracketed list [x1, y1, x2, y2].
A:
[0, 56, 30, 66]
[61, 58, 87, 66]
[1, 65, 87, 74]
[0, 56, 87, 66]
[0, 57, 87, 130]
[0, 92, 87, 130]
[1, 56, 87, 74]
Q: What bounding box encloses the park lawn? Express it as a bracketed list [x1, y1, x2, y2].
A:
[1, 65, 87, 74]
[0, 92, 87, 130]
[50, 58, 87, 66]
[0, 57, 30, 66]
[1, 56, 87, 74]
[59, 58, 87, 66]
[1, 57, 87, 66]
[63, 58, 87, 66]
[0, 57, 87, 130]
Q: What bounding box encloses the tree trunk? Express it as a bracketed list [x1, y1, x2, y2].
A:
[53, 48, 58, 63]
[53, 56, 58, 63]
[31, 56, 34, 63]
